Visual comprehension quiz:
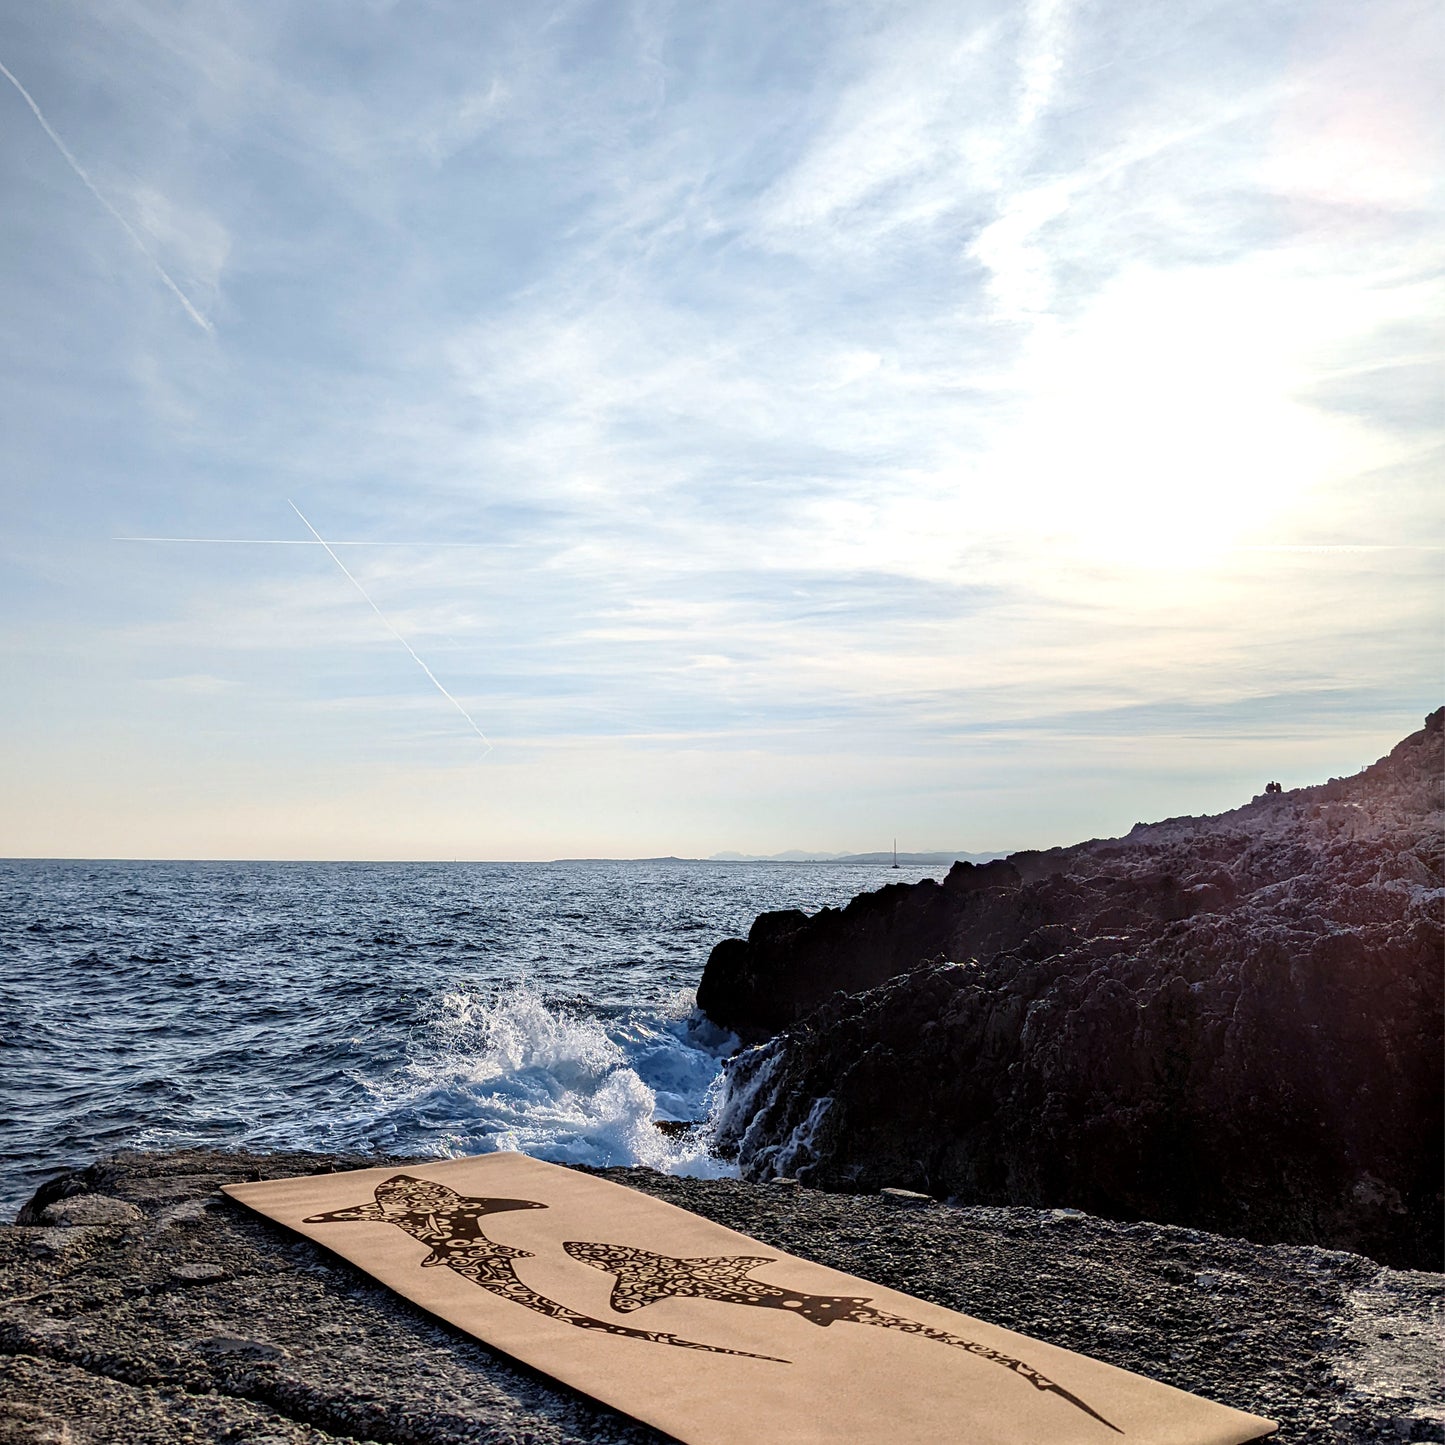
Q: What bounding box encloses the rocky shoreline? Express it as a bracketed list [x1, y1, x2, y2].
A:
[5, 718, 1441, 1441]
[2, 1148, 1442, 1443]
[702, 711, 1444, 1270]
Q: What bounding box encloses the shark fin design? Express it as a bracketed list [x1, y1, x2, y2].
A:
[304, 1200, 389, 1224]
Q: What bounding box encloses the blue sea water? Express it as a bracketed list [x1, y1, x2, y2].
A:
[0, 858, 946, 1218]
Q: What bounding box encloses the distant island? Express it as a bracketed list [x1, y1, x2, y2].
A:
[550, 850, 1004, 865]
[709, 849, 1005, 865]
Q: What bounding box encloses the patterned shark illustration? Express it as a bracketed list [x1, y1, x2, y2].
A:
[303, 1174, 781, 1361]
[564, 1241, 1122, 1434]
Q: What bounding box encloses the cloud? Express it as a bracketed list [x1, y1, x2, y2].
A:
[755, 9, 1004, 248]
[1, 0, 1441, 855]
[145, 673, 239, 694]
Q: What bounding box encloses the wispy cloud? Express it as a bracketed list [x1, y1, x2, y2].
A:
[147, 672, 239, 695]
[1, 0, 1440, 857]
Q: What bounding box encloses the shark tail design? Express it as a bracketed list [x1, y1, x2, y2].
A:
[854, 1307, 1122, 1435]
[420, 1243, 534, 1268]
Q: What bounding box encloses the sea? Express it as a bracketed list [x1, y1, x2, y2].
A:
[0, 858, 948, 1218]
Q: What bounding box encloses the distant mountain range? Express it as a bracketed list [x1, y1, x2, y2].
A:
[710, 850, 1005, 865]
[551, 851, 1003, 865]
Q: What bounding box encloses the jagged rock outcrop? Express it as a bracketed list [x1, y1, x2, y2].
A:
[696, 858, 1029, 1040]
[706, 711, 1444, 1270]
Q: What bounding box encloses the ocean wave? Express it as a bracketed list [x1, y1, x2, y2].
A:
[0, 857, 938, 1215]
[349, 983, 740, 1179]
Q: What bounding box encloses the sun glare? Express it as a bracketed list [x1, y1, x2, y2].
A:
[989, 265, 1388, 567]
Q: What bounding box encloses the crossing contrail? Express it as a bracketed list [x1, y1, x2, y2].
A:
[288, 500, 493, 753]
[0, 56, 214, 334]
[115, 535, 511, 548]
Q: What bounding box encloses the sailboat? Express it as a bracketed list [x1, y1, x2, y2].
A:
[892, 839, 900, 869]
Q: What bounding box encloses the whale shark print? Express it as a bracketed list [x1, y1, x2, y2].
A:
[303, 1173, 1119, 1432]
[303, 1174, 782, 1362]
[564, 1241, 1122, 1434]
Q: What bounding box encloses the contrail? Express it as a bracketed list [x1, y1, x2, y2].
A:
[115, 536, 512, 548]
[0, 57, 214, 334]
[288, 500, 493, 753]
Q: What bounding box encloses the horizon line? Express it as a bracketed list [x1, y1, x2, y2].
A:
[0, 851, 990, 866]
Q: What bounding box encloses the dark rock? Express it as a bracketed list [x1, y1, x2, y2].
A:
[879, 1188, 933, 1207]
[697, 870, 1026, 1041]
[15, 1171, 117, 1227]
[195, 1334, 289, 1363]
[707, 711, 1444, 1270]
[168, 1262, 226, 1283]
[651, 1119, 702, 1140]
[1, 1149, 1440, 1442]
[38, 1196, 145, 1229]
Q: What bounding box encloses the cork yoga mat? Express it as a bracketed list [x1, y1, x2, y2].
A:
[222, 1154, 1276, 1445]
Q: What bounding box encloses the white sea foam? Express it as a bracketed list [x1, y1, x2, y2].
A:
[352, 982, 739, 1179]
[709, 1043, 835, 1180]
[766, 1095, 833, 1178]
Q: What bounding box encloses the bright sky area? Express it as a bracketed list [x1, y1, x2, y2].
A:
[1, 0, 1440, 861]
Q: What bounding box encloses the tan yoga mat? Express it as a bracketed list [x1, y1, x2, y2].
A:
[223, 1154, 1276, 1445]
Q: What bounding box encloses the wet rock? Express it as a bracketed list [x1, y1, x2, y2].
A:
[651, 1119, 703, 1140]
[707, 711, 1444, 1270]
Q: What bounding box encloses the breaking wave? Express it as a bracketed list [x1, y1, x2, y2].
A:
[0, 857, 945, 1214]
[347, 983, 741, 1178]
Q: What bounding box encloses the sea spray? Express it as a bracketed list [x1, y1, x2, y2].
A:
[352, 982, 739, 1177]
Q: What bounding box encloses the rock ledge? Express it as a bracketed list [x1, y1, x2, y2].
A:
[2, 1149, 1442, 1443]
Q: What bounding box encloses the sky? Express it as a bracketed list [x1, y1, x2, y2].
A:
[0, 0, 1440, 861]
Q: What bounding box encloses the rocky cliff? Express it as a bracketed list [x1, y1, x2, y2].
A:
[703, 712, 1444, 1270]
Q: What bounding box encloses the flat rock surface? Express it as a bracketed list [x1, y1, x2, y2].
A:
[2, 1149, 1441, 1444]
